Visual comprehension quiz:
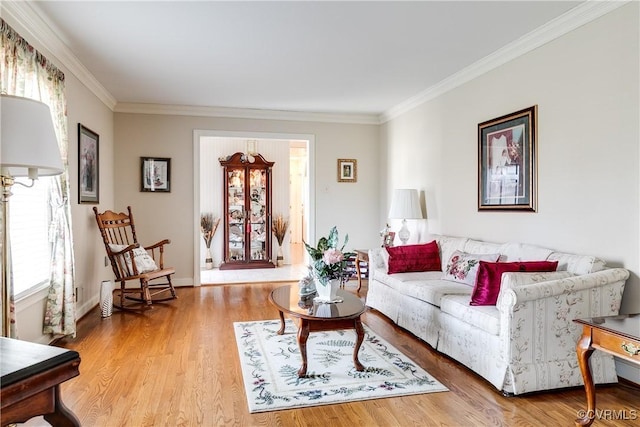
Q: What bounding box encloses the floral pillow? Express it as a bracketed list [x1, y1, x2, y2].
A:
[443, 250, 500, 286]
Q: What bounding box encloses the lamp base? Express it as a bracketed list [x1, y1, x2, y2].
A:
[397, 219, 410, 245]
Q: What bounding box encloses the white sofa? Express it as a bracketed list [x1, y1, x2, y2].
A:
[366, 234, 629, 395]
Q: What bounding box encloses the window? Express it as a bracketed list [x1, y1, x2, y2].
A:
[9, 177, 54, 297]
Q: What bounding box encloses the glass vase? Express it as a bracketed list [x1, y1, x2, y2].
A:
[276, 245, 284, 267]
[205, 247, 213, 270]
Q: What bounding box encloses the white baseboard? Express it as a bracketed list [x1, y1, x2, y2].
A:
[616, 358, 640, 385]
[76, 295, 100, 320]
[173, 277, 194, 287]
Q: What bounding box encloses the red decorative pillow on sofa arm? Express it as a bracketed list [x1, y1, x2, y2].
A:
[386, 240, 441, 274]
[470, 260, 559, 306]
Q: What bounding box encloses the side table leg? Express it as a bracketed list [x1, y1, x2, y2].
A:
[353, 318, 365, 371]
[575, 332, 596, 427]
[277, 310, 285, 335]
[355, 255, 363, 292]
[297, 319, 310, 377]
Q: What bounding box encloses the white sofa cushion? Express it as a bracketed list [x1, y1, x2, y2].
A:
[497, 242, 554, 262]
[440, 294, 501, 336]
[374, 271, 471, 307]
[463, 239, 502, 255]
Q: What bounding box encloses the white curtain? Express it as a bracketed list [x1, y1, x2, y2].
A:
[1, 19, 76, 338]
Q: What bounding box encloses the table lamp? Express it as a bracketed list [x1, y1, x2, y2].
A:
[388, 188, 423, 245]
[1, 94, 64, 337]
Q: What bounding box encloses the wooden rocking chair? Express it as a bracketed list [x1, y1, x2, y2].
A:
[93, 206, 177, 310]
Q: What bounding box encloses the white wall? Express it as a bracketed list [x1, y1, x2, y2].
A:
[380, 3, 639, 381]
[115, 113, 380, 285]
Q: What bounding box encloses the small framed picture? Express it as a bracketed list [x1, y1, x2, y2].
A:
[141, 157, 171, 192]
[337, 158, 357, 183]
[78, 124, 99, 204]
[383, 231, 395, 247]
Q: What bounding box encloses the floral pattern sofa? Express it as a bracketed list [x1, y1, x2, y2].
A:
[366, 234, 629, 395]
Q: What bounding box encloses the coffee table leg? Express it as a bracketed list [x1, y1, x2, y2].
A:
[277, 310, 285, 335]
[297, 319, 310, 377]
[353, 318, 365, 371]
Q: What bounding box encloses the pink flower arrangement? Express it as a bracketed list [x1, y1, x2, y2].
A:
[322, 248, 344, 265]
[303, 226, 355, 286]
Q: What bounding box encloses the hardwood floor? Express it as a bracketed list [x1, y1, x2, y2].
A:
[47, 281, 638, 427]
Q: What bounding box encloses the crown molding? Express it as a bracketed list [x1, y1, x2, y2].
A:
[2, 1, 117, 110]
[379, 0, 631, 123]
[114, 102, 380, 125]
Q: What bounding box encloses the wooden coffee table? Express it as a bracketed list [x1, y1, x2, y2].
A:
[269, 285, 366, 377]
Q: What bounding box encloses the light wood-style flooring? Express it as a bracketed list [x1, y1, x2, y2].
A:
[48, 281, 638, 427]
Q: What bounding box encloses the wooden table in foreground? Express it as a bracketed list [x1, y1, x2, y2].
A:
[573, 314, 639, 427]
[268, 285, 366, 377]
[0, 337, 81, 427]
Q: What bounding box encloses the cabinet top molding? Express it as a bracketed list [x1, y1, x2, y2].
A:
[219, 152, 274, 167]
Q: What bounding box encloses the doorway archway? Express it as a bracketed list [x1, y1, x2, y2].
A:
[192, 130, 314, 285]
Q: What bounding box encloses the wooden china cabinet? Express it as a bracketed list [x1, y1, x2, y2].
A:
[219, 152, 275, 269]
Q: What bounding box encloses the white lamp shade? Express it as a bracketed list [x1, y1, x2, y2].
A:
[1, 94, 63, 177]
[388, 188, 423, 219]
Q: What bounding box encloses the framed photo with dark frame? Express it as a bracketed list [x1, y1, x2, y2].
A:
[141, 157, 171, 192]
[478, 105, 537, 212]
[337, 158, 357, 183]
[78, 123, 99, 204]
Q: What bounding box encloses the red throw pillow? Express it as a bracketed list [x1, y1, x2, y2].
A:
[386, 241, 441, 274]
[471, 260, 559, 306]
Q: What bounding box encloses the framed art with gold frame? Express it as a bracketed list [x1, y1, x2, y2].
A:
[337, 158, 357, 183]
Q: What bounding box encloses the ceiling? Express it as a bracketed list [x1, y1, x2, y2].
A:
[30, 1, 583, 117]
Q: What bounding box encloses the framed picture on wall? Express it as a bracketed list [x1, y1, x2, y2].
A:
[78, 123, 99, 204]
[478, 105, 537, 212]
[337, 158, 357, 183]
[141, 157, 171, 192]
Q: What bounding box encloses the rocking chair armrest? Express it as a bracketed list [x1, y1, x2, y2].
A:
[144, 239, 171, 250]
[108, 243, 140, 256]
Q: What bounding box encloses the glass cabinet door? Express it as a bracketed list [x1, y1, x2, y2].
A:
[248, 169, 267, 260]
[227, 167, 245, 261]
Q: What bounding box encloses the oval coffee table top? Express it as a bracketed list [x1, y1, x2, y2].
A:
[269, 285, 365, 320]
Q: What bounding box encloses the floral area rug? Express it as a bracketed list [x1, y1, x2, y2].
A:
[234, 319, 448, 413]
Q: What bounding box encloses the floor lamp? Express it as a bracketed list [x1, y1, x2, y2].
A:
[388, 188, 423, 245]
[1, 95, 63, 337]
